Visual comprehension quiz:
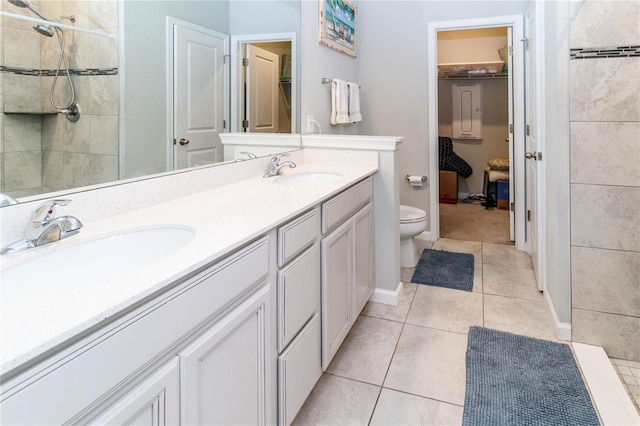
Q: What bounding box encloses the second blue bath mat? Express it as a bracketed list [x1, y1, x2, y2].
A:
[411, 249, 474, 292]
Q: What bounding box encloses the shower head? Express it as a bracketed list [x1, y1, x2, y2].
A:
[6, 0, 49, 21]
[6, 0, 29, 8]
[33, 24, 53, 37]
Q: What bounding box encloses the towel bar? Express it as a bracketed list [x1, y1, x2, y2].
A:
[322, 77, 361, 88]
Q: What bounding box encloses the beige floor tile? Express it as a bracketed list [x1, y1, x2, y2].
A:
[292, 373, 380, 426]
[483, 264, 542, 301]
[326, 315, 404, 386]
[432, 238, 483, 261]
[401, 266, 416, 283]
[384, 325, 468, 405]
[362, 283, 418, 323]
[482, 242, 533, 269]
[472, 261, 483, 293]
[406, 285, 483, 334]
[370, 388, 463, 426]
[484, 294, 558, 341]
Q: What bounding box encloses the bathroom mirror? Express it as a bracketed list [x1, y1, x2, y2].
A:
[0, 0, 302, 204]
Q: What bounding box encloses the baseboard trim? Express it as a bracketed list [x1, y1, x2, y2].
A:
[370, 282, 403, 306]
[544, 290, 572, 341]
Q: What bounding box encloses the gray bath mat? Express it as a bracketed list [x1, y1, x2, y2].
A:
[463, 327, 600, 425]
[410, 249, 474, 291]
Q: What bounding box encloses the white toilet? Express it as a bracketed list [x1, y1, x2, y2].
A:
[400, 204, 427, 267]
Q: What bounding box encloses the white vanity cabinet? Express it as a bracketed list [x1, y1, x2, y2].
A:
[275, 208, 322, 426]
[0, 237, 272, 426]
[320, 177, 374, 370]
[180, 286, 271, 425]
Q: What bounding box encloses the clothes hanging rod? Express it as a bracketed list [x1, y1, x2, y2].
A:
[321, 77, 361, 88]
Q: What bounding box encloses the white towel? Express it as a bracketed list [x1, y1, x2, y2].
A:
[331, 79, 350, 125]
[348, 82, 362, 123]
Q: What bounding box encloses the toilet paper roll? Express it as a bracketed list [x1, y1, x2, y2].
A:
[408, 175, 423, 187]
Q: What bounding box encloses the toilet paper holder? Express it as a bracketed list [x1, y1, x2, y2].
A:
[405, 175, 427, 183]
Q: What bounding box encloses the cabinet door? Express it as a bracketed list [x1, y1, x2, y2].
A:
[353, 203, 374, 317]
[180, 286, 270, 425]
[321, 220, 352, 370]
[89, 358, 180, 425]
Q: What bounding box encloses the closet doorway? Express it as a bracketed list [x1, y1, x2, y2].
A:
[437, 27, 512, 245]
[230, 33, 297, 134]
[427, 15, 527, 251]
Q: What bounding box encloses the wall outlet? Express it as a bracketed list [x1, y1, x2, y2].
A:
[306, 114, 315, 133]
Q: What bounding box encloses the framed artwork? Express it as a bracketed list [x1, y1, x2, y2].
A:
[319, 0, 357, 57]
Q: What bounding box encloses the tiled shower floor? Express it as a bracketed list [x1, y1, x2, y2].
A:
[609, 357, 640, 413]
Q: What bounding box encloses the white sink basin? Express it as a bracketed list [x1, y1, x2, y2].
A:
[1, 227, 195, 301]
[273, 172, 342, 187]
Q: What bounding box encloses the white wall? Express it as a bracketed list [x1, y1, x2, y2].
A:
[300, 0, 361, 136]
[438, 78, 509, 195]
[315, 1, 528, 217]
[542, 0, 571, 326]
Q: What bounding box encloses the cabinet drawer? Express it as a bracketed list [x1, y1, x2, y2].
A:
[278, 209, 319, 267]
[277, 245, 319, 352]
[278, 314, 322, 426]
[322, 177, 372, 234]
[0, 238, 269, 425]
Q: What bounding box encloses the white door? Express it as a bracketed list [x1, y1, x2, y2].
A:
[245, 44, 279, 133]
[525, 4, 542, 290]
[174, 24, 227, 169]
[507, 27, 516, 242]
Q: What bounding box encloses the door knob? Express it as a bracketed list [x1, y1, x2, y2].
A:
[525, 151, 538, 160]
[179, 138, 190, 146]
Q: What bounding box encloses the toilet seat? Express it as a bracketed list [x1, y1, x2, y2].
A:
[400, 205, 427, 224]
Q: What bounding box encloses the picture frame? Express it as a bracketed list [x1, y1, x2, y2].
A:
[319, 0, 357, 58]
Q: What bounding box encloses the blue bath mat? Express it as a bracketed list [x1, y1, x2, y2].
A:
[463, 327, 600, 426]
[410, 249, 474, 291]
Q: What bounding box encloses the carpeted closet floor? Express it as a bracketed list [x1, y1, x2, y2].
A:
[439, 201, 511, 245]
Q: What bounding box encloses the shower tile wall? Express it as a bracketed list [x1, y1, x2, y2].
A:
[569, 0, 640, 361]
[1, 0, 43, 196]
[1, 0, 118, 196]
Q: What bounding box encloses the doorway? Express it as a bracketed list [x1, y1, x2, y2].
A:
[230, 33, 297, 134]
[436, 27, 512, 245]
[168, 18, 229, 171]
[427, 15, 527, 252]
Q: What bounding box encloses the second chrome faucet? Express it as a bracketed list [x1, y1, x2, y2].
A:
[0, 199, 83, 255]
[263, 154, 296, 178]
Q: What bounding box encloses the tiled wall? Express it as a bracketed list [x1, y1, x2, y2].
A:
[569, 0, 640, 361]
[1, 0, 118, 196]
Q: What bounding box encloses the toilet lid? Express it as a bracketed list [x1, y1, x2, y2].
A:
[400, 205, 427, 223]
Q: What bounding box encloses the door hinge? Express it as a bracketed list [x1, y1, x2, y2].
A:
[509, 123, 514, 133]
[526, 124, 530, 136]
[527, 210, 532, 221]
[508, 46, 514, 56]
[224, 54, 229, 64]
[521, 38, 529, 50]
[242, 119, 249, 129]
[223, 120, 226, 129]
[510, 202, 515, 212]
[242, 58, 249, 67]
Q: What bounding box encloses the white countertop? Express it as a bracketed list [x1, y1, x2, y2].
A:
[0, 163, 377, 375]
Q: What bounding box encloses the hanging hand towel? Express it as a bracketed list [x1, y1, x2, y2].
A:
[331, 79, 350, 125]
[348, 82, 362, 123]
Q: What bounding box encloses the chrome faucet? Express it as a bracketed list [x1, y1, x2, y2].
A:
[263, 154, 296, 178]
[0, 192, 19, 207]
[0, 199, 83, 254]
